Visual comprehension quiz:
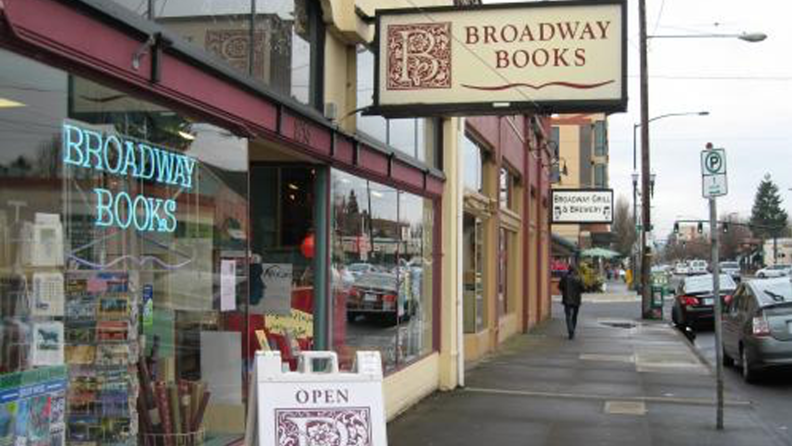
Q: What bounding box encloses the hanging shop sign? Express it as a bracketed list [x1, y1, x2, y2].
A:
[551, 189, 613, 224]
[61, 121, 197, 233]
[369, 0, 626, 117]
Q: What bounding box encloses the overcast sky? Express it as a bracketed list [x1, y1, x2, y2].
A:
[608, 0, 790, 241]
[482, 0, 791, 240]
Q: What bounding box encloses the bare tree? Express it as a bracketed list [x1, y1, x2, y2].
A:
[611, 195, 637, 257]
[720, 214, 752, 261]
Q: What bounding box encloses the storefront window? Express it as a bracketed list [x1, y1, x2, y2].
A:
[498, 228, 508, 316]
[109, 0, 322, 107]
[356, 48, 439, 167]
[330, 170, 434, 372]
[0, 49, 253, 444]
[462, 214, 485, 333]
[462, 135, 484, 193]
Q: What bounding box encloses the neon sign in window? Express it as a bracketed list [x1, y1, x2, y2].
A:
[62, 122, 197, 233]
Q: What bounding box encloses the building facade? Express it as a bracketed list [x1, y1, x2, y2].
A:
[0, 0, 553, 444]
[549, 113, 610, 249]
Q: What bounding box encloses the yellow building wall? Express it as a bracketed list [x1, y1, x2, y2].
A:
[464, 330, 492, 364]
[383, 353, 440, 420]
[438, 117, 463, 390]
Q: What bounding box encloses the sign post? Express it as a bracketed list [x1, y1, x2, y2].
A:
[701, 143, 726, 430]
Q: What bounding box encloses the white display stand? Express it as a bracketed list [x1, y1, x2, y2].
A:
[245, 350, 387, 446]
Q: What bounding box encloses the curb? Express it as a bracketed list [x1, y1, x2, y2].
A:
[666, 320, 716, 375]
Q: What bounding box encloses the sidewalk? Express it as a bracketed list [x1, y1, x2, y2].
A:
[388, 300, 788, 446]
[552, 280, 641, 303]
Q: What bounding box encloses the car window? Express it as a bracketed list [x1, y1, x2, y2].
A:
[683, 274, 736, 293]
[753, 280, 792, 306]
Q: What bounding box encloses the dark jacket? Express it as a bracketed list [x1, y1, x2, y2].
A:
[559, 271, 583, 307]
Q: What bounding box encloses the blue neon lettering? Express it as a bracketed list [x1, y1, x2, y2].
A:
[82, 129, 104, 171]
[132, 195, 151, 231]
[103, 135, 124, 174]
[182, 157, 196, 189]
[172, 157, 186, 187]
[155, 149, 176, 185]
[63, 122, 198, 233]
[162, 199, 177, 232]
[62, 124, 85, 166]
[139, 144, 156, 180]
[114, 192, 133, 229]
[94, 188, 114, 227]
[121, 141, 139, 177]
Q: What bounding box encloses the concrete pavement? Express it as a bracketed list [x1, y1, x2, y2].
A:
[388, 296, 789, 446]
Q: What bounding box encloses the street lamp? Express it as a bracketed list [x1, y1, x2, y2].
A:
[637, 0, 766, 324]
[638, 0, 766, 428]
[631, 111, 707, 293]
[649, 32, 768, 42]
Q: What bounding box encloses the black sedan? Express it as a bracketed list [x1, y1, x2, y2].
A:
[722, 278, 792, 382]
[672, 273, 737, 330]
[346, 272, 411, 325]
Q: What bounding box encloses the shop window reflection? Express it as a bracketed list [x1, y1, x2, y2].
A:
[330, 170, 435, 372]
[108, 0, 320, 107]
[0, 49, 253, 444]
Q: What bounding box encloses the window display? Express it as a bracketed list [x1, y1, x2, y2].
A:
[106, 0, 323, 107]
[330, 170, 435, 372]
[0, 49, 250, 445]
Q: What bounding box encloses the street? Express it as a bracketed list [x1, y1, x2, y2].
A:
[662, 274, 792, 443]
[389, 293, 792, 446]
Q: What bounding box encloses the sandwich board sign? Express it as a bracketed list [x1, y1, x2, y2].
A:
[245, 350, 387, 446]
[701, 148, 727, 198]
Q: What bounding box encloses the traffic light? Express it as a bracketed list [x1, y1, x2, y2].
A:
[697, 222, 703, 234]
[722, 222, 729, 233]
[673, 222, 679, 234]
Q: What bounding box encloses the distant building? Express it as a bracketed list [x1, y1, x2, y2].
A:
[549, 113, 610, 249]
[763, 238, 792, 265]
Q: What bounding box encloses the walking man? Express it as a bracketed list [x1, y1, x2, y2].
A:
[559, 265, 583, 339]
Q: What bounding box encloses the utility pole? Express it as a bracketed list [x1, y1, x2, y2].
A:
[638, 0, 652, 318]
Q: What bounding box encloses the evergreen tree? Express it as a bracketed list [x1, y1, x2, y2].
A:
[750, 174, 789, 240]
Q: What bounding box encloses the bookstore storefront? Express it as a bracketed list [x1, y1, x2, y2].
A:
[0, 48, 254, 444]
[0, 3, 441, 445]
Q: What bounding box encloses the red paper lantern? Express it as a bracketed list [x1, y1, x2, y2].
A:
[301, 233, 315, 259]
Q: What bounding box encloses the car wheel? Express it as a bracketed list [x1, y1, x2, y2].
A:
[346, 312, 358, 323]
[757, 273, 765, 279]
[741, 346, 758, 383]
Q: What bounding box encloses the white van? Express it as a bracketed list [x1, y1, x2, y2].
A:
[688, 259, 708, 275]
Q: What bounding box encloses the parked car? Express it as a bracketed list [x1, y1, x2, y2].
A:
[347, 262, 378, 279]
[688, 259, 708, 275]
[719, 261, 742, 282]
[722, 278, 792, 382]
[672, 273, 737, 329]
[674, 262, 690, 276]
[346, 272, 412, 324]
[755, 264, 791, 279]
